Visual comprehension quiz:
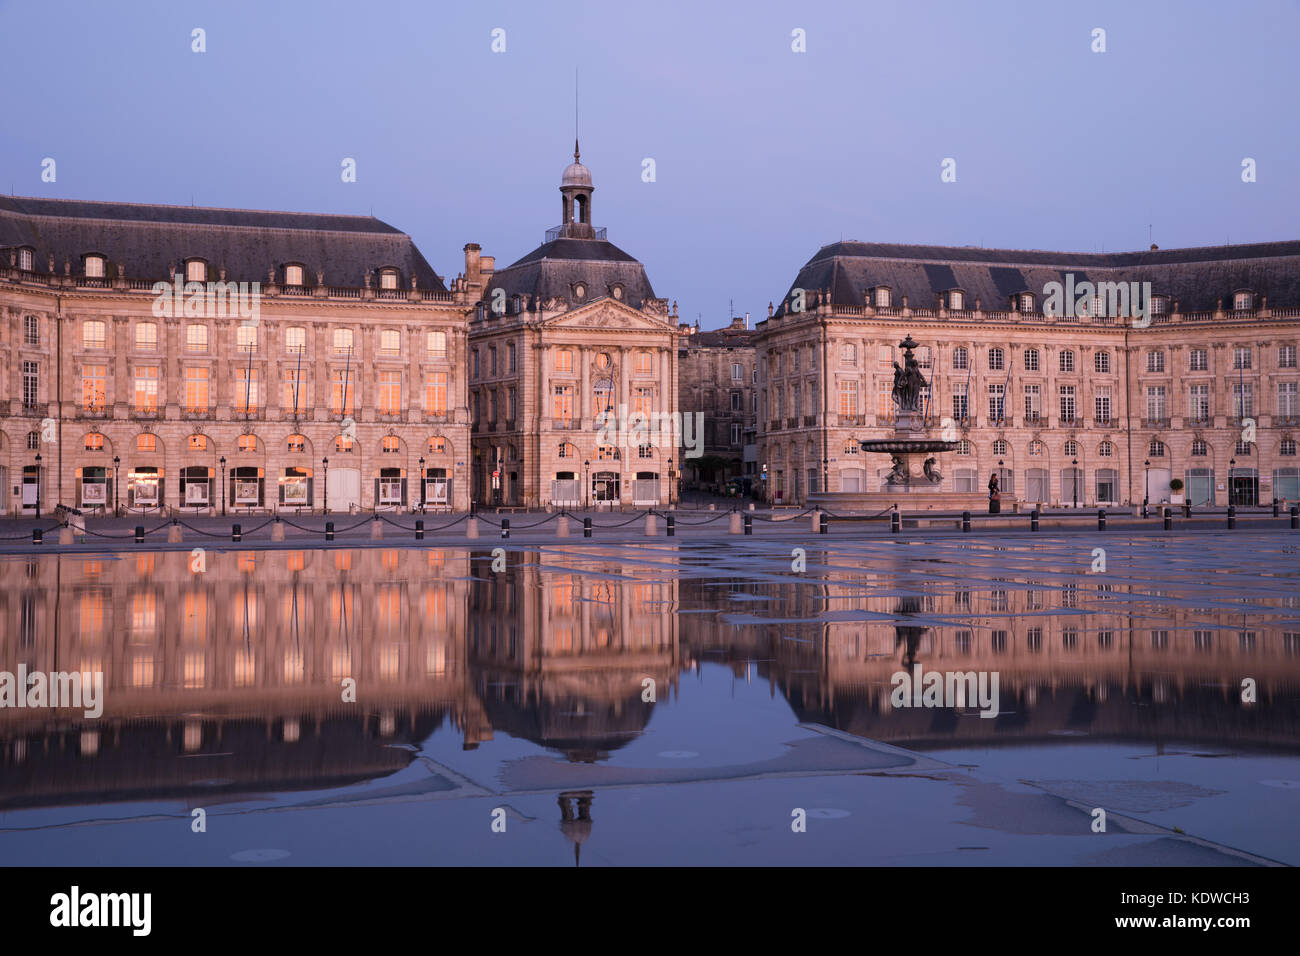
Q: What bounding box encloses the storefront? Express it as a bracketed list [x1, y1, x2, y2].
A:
[230, 466, 264, 509]
[423, 466, 450, 508]
[1184, 467, 1215, 507]
[632, 471, 659, 505]
[180, 465, 214, 509]
[279, 466, 313, 509]
[551, 472, 580, 507]
[77, 466, 110, 511]
[592, 471, 619, 503]
[128, 466, 162, 511]
[375, 467, 406, 510]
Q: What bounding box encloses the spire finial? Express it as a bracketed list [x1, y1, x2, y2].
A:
[575, 138, 580, 163]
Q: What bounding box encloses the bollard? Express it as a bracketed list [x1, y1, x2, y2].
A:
[271, 520, 286, 542]
[1030, 507, 1040, 532]
[135, 525, 145, 544]
[232, 523, 242, 543]
[644, 514, 656, 536]
[890, 511, 900, 534]
[168, 522, 183, 544]
[556, 515, 570, 538]
[59, 526, 74, 545]
[1163, 506, 1172, 531]
[708, 503, 716, 511]
[666, 515, 675, 537]
[729, 512, 742, 534]
[961, 511, 971, 533]
[1097, 509, 1106, 531]
[501, 518, 510, 539]
[1274, 498, 1281, 518]
[583, 517, 592, 538]
[1291, 505, 1299, 530]
[33, 528, 43, 545]
[325, 520, 335, 542]
[744, 513, 753, 535]
[1183, 500, 1192, 519]
[810, 510, 821, 534]
[1227, 505, 1236, 530]
[415, 519, 424, 540]
[466, 517, 479, 540]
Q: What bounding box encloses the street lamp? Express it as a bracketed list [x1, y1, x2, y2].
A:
[822, 457, 828, 498]
[1071, 457, 1079, 509]
[998, 458, 1005, 498]
[34, 452, 41, 519]
[219, 456, 227, 516]
[113, 455, 120, 516]
[1229, 457, 1236, 507]
[667, 456, 673, 507]
[1143, 458, 1151, 516]
[322, 457, 329, 514]
[583, 459, 590, 510]
[418, 456, 425, 510]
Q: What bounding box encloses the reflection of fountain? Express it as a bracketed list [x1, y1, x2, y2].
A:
[893, 595, 926, 668]
[558, 790, 594, 867]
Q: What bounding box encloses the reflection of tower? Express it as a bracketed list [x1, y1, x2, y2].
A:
[894, 595, 925, 668]
[558, 790, 594, 867]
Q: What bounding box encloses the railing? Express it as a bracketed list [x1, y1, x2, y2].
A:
[769, 420, 781, 432]
[786, 417, 798, 429]
[803, 415, 817, 426]
[545, 225, 607, 242]
[1142, 418, 1171, 428]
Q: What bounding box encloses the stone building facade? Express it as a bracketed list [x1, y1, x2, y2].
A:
[467, 147, 680, 509]
[756, 240, 1300, 508]
[675, 315, 757, 491]
[0, 197, 473, 515]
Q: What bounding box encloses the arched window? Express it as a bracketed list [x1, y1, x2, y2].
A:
[1191, 439, 1208, 456]
[84, 433, 105, 451]
[381, 437, 400, 454]
[185, 259, 207, 282]
[843, 439, 859, 455]
[988, 348, 1005, 371]
[335, 435, 354, 453]
[237, 435, 257, 453]
[874, 287, 891, 308]
[428, 436, 448, 454]
[286, 435, 305, 453]
[188, 435, 208, 451]
[379, 268, 399, 290]
[284, 264, 304, 286]
[1019, 293, 1034, 311]
[1098, 441, 1114, 457]
[948, 290, 964, 310]
[952, 346, 969, 370]
[1095, 350, 1110, 373]
[138, 434, 157, 453]
[1064, 440, 1079, 457]
[992, 439, 1008, 456]
[1028, 440, 1044, 457]
[1148, 440, 1166, 457]
[1023, 348, 1039, 371]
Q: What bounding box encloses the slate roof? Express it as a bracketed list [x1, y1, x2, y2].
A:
[0, 195, 446, 290]
[484, 236, 656, 310]
[775, 239, 1300, 317]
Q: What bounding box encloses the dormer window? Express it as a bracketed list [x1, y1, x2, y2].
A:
[1150, 294, 1168, 315]
[379, 268, 399, 290]
[84, 255, 105, 278]
[284, 264, 304, 286]
[1019, 293, 1035, 312]
[948, 290, 964, 310]
[1233, 291, 1253, 311]
[874, 287, 891, 308]
[18, 247, 34, 271]
[185, 259, 207, 282]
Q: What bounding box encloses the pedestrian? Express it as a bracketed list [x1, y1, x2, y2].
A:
[988, 472, 1001, 514]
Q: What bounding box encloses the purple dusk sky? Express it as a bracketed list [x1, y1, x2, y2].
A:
[2, 0, 1296, 329]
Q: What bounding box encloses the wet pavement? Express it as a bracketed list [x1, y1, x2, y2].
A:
[1, 531, 1297, 865]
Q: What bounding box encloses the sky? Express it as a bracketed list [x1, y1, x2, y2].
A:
[2, 0, 1297, 329]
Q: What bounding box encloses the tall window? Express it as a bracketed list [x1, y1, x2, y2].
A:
[285, 326, 306, 353]
[841, 344, 857, 366]
[18, 248, 33, 271]
[84, 256, 105, 278]
[875, 288, 891, 307]
[1278, 382, 1299, 418]
[331, 369, 354, 416]
[1059, 350, 1075, 373]
[83, 365, 106, 410]
[234, 368, 260, 414]
[988, 383, 1005, 422]
[552, 384, 574, 422]
[1190, 348, 1208, 372]
[425, 372, 447, 415]
[380, 330, 400, 355]
[953, 347, 969, 370]
[634, 387, 654, 416]
[988, 348, 1005, 371]
[508, 342, 517, 372]
[134, 367, 158, 413]
[1191, 439, 1208, 456]
[186, 324, 208, 352]
[24, 315, 39, 345]
[284, 264, 304, 286]
[185, 367, 209, 413]
[1094, 386, 1111, 423]
[556, 349, 573, 372]
[427, 330, 447, 357]
[333, 328, 354, 354]
[1280, 345, 1298, 369]
[379, 269, 398, 290]
[1023, 348, 1039, 372]
[731, 362, 744, 382]
[1094, 351, 1110, 373]
[23, 362, 38, 409]
[1234, 292, 1253, 311]
[1024, 383, 1041, 421]
[186, 260, 206, 282]
[82, 320, 106, 350]
[1058, 385, 1076, 422]
[1145, 385, 1167, 420]
[1188, 384, 1210, 421]
[1234, 347, 1252, 370]
[1233, 382, 1254, 418]
[636, 352, 653, 375]
[135, 322, 158, 351]
[378, 371, 401, 415]
[284, 368, 303, 414]
[952, 382, 969, 420]
[1064, 439, 1079, 457]
[1146, 350, 1165, 373]
[1148, 439, 1166, 457]
[838, 380, 858, 416]
[236, 324, 257, 352]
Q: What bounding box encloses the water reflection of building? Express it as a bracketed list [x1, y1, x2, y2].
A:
[467, 556, 680, 761]
[678, 564, 1300, 750]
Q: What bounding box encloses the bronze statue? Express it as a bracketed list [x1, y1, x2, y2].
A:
[891, 335, 929, 412]
[923, 457, 942, 483]
[886, 454, 910, 485]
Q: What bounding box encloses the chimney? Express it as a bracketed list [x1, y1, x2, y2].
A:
[1150, 243, 1158, 251]
[463, 243, 481, 290]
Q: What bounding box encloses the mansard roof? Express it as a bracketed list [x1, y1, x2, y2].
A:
[0, 195, 446, 290]
[776, 239, 1300, 316]
[484, 236, 656, 310]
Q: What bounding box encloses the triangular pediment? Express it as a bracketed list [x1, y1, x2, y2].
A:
[541, 298, 673, 333]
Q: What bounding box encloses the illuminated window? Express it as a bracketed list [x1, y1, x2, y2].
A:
[185, 324, 208, 352]
[555, 349, 573, 372]
[82, 365, 106, 410]
[380, 329, 400, 355]
[382, 436, 400, 454]
[287, 435, 305, 453]
[335, 435, 354, 453]
[184, 367, 209, 413]
[594, 352, 611, 370]
[135, 322, 157, 351]
[427, 330, 447, 357]
[284, 264, 304, 286]
[843, 439, 859, 455]
[84, 433, 105, 451]
[635, 352, 653, 375]
[186, 259, 206, 282]
[138, 433, 157, 452]
[425, 371, 447, 415]
[331, 369, 355, 416]
[134, 367, 159, 412]
[428, 436, 448, 454]
[237, 435, 256, 453]
[236, 324, 257, 352]
[379, 371, 401, 414]
[285, 326, 306, 352]
[333, 328, 354, 354]
[234, 367, 260, 414]
[82, 320, 105, 350]
[188, 435, 207, 451]
[380, 268, 399, 289]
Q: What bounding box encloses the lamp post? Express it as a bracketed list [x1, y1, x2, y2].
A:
[418, 456, 425, 511]
[34, 452, 41, 519]
[1144, 458, 1150, 514]
[583, 459, 590, 510]
[322, 457, 329, 514]
[219, 456, 227, 516]
[1229, 456, 1236, 507]
[1071, 457, 1078, 509]
[113, 455, 120, 516]
[822, 457, 828, 499]
[761, 462, 768, 503]
[998, 458, 1005, 499]
[667, 456, 673, 507]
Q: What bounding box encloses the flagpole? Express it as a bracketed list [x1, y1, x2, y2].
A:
[965, 346, 973, 425]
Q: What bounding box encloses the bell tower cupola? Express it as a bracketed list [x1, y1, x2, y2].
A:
[559, 140, 595, 239]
